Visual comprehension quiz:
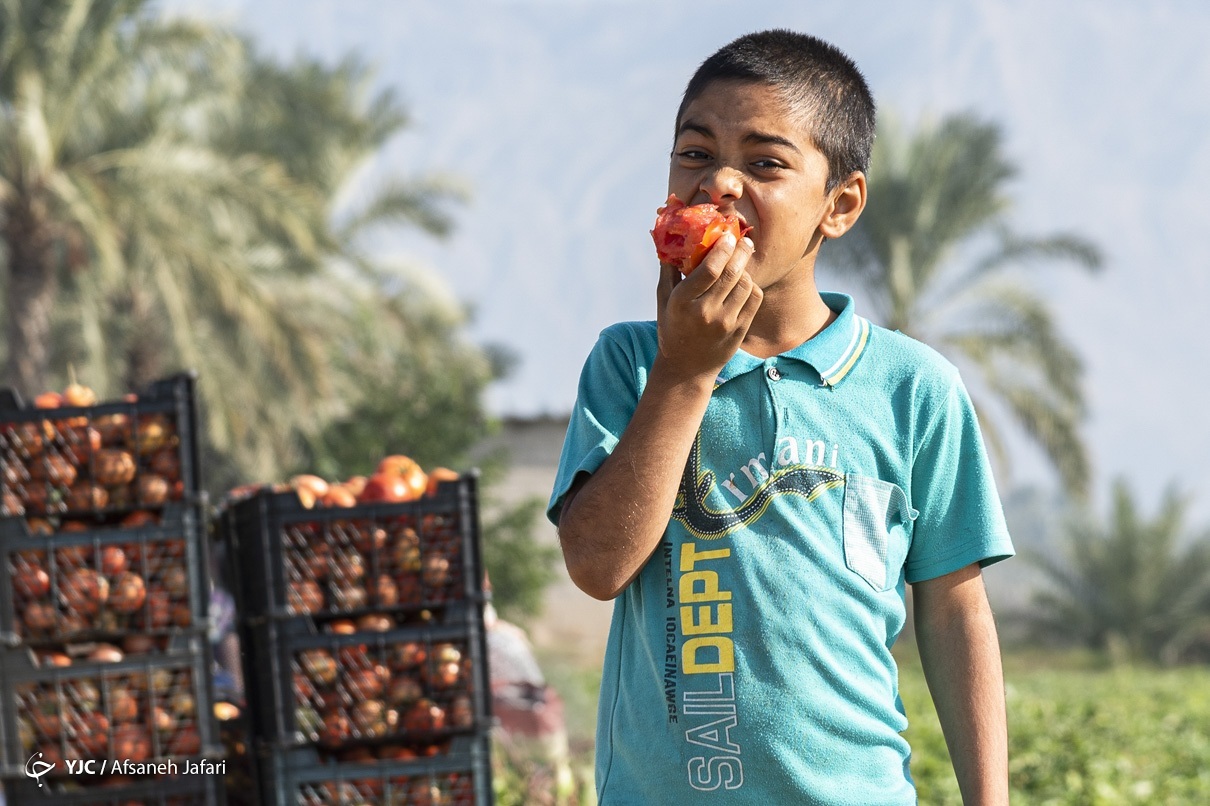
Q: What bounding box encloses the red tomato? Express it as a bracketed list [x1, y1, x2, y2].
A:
[400, 466, 427, 500]
[61, 382, 97, 407]
[359, 472, 407, 503]
[375, 455, 428, 500]
[376, 454, 421, 478]
[425, 467, 459, 497]
[33, 391, 63, 409]
[650, 193, 749, 274]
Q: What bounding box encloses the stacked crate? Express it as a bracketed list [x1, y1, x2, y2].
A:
[0, 375, 223, 804]
[222, 474, 493, 805]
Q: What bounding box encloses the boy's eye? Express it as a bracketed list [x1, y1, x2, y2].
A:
[675, 149, 711, 161]
[752, 159, 785, 171]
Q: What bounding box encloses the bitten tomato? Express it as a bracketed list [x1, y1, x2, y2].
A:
[650, 193, 750, 274]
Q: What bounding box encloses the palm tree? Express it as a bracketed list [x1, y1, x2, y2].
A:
[1024, 480, 1210, 665]
[4, 3, 461, 485]
[826, 113, 1102, 497]
[1, 0, 325, 401]
[185, 46, 466, 484]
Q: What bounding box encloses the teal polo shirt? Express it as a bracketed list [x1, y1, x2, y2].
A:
[549, 292, 1013, 805]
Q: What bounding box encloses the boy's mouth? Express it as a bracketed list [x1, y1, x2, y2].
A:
[732, 213, 753, 241]
[719, 207, 749, 232]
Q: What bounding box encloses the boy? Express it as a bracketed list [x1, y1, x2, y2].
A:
[548, 29, 1013, 805]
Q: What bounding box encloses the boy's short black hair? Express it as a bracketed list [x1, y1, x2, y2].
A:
[677, 29, 876, 191]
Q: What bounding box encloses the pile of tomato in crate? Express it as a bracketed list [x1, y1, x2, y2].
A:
[220, 458, 493, 805]
[0, 375, 223, 805]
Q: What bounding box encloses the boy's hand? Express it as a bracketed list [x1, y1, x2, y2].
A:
[656, 232, 762, 381]
[559, 233, 759, 601]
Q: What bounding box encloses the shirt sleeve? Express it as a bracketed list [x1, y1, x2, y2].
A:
[546, 326, 646, 525]
[903, 376, 1015, 583]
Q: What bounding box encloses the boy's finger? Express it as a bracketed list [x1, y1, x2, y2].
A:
[734, 281, 764, 334]
[721, 267, 757, 314]
[706, 237, 755, 305]
[656, 262, 681, 310]
[679, 232, 738, 297]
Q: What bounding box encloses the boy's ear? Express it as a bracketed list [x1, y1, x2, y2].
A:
[819, 172, 867, 240]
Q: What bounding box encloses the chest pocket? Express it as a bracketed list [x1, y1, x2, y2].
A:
[843, 474, 917, 592]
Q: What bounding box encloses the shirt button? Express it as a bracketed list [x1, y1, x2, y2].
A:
[766, 367, 781, 381]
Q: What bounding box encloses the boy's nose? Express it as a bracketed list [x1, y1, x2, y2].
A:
[700, 166, 744, 204]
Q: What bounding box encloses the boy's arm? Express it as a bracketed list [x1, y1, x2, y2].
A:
[557, 234, 760, 601]
[912, 563, 1010, 806]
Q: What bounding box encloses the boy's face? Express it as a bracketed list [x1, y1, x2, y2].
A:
[669, 80, 855, 290]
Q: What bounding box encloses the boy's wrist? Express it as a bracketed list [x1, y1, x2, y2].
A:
[648, 353, 721, 398]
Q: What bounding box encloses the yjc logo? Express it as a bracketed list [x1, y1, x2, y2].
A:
[25, 751, 55, 787]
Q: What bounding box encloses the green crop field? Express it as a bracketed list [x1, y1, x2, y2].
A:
[505, 648, 1210, 805]
[901, 650, 1210, 805]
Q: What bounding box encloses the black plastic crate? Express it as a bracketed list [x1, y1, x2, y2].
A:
[0, 373, 202, 525]
[0, 505, 210, 649]
[3, 769, 225, 804]
[242, 617, 491, 752]
[222, 475, 484, 624]
[0, 638, 222, 780]
[256, 738, 491, 805]
[216, 706, 258, 806]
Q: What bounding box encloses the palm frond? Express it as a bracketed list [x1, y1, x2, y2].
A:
[337, 176, 468, 243]
[8, 0, 495, 492]
[1023, 481, 1210, 662]
[995, 381, 1088, 498]
[943, 281, 1085, 403]
[969, 229, 1102, 277]
[825, 110, 1100, 497]
[45, 169, 124, 280]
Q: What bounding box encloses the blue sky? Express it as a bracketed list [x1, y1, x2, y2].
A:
[164, 0, 1210, 518]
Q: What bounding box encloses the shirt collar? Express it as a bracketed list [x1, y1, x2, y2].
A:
[714, 292, 871, 388]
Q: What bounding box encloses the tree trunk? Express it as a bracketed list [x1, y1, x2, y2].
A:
[3, 195, 58, 399]
[122, 285, 162, 391]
